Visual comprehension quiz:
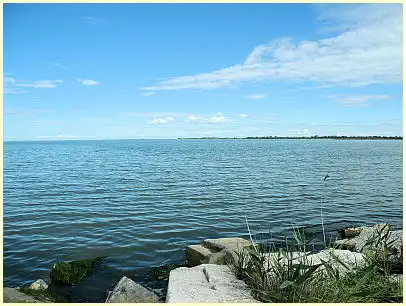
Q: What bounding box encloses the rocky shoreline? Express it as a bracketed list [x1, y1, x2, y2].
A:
[3, 223, 403, 303]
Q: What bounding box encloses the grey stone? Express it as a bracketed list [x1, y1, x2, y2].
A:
[185, 244, 213, 266]
[334, 225, 402, 270]
[389, 274, 403, 284]
[28, 279, 48, 290]
[105, 276, 159, 303]
[202, 237, 254, 252]
[264, 249, 366, 277]
[208, 249, 228, 265]
[3, 288, 46, 303]
[186, 237, 254, 267]
[340, 227, 364, 238]
[166, 264, 258, 303]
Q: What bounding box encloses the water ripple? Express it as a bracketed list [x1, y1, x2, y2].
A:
[3, 139, 402, 293]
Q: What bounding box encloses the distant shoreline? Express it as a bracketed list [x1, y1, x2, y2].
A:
[178, 136, 403, 140]
[4, 136, 403, 142]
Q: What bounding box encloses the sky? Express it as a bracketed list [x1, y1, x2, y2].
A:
[3, 3, 403, 140]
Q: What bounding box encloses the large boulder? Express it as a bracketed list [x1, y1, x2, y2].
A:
[105, 276, 159, 303]
[166, 264, 258, 303]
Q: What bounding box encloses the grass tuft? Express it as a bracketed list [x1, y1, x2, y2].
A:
[229, 225, 402, 303]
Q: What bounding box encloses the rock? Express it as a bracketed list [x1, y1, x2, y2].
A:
[186, 237, 255, 267]
[339, 227, 364, 238]
[3, 288, 51, 303]
[202, 237, 254, 252]
[28, 279, 48, 290]
[151, 263, 184, 280]
[50, 256, 103, 285]
[208, 249, 228, 265]
[166, 264, 258, 303]
[105, 276, 159, 303]
[264, 249, 366, 277]
[334, 225, 402, 272]
[185, 244, 213, 266]
[389, 274, 403, 285]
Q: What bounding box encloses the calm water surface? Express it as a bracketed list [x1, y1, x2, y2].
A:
[3, 139, 403, 300]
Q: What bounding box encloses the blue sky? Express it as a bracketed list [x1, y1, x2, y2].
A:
[4, 3, 402, 140]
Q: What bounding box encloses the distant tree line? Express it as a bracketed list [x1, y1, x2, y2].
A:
[178, 135, 403, 140]
[245, 135, 403, 140]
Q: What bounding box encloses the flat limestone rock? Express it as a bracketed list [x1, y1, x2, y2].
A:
[185, 244, 213, 266]
[202, 237, 253, 252]
[3, 288, 46, 303]
[166, 264, 258, 303]
[105, 276, 159, 303]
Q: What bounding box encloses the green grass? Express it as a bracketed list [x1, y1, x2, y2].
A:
[228, 226, 402, 303]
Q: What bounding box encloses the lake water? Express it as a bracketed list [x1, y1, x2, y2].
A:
[3, 139, 403, 301]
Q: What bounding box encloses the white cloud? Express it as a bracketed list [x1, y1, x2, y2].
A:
[5, 108, 53, 116]
[51, 62, 65, 69]
[329, 94, 390, 107]
[140, 4, 401, 91]
[141, 92, 156, 96]
[187, 113, 230, 124]
[123, 112, 187, 117]
[77, 79, 100, 86]
[43, 61, 66, 68]
[4, 76, 62, 92]
[35, 134, 77, 139]
[237, 113, 250, 118]
[4, 87, 26, 94]
[17, 80, 63, 88]
[4, 76, 16, 83]
[81, 16, 104, 25]
[147, 117, 175, 124]
[245, 94, 267, 99]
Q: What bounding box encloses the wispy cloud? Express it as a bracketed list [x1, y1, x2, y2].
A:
[141, 92, 156, 96]
[4, 87, 26, 94]
[147, 117, 175, 124]
[141, 4, 401, 91]
[329, 94, 390, 107]
[237, 113, 250, 118]
[43, 61, 66, 69]
[17, 80, 63, 88]
[76, 78, 100, 86]
[51, 62, 65, 69]
[4, 76, 62, 93]
[5, 108, 53, 117]
[245, 94, 267, 99]
[35, 134, 77, 139]
[81, 16, 104, 25]
[187, 112, 231, 124]
[123, 112, 187, 117]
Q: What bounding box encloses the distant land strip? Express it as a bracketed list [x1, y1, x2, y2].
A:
[178, 136, 403, 140]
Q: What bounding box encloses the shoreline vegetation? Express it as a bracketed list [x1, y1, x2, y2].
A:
[178, 135, 403, 140]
